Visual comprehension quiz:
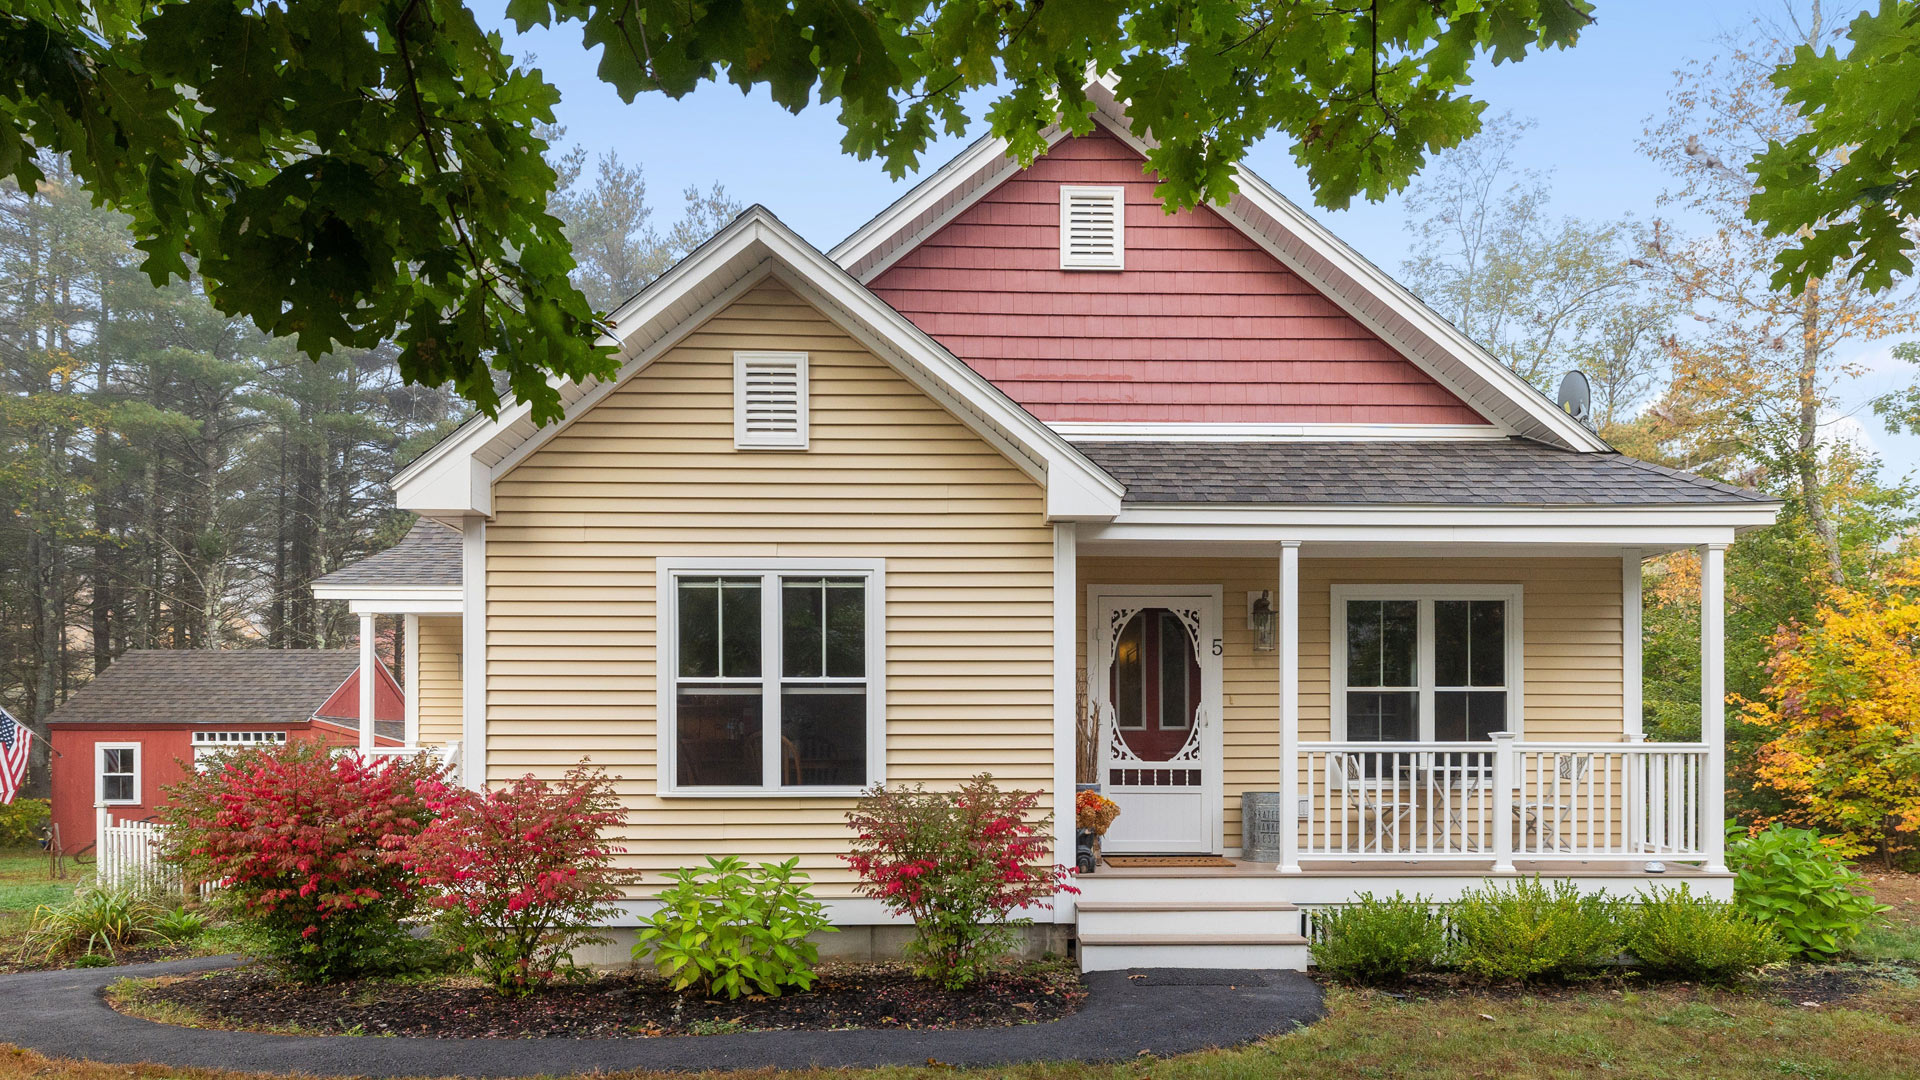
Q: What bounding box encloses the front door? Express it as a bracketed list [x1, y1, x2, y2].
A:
[1089, 587, 1223, 854]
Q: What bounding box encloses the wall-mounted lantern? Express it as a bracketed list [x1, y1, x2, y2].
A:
[1248, 590, 1276, 652]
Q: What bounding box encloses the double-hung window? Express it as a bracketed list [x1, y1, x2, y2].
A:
[1331, 586, 1523, 743]
[96, 743, 140, 804]
[660, 559, 884, 795]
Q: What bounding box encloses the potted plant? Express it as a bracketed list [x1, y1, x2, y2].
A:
[1075, 789, 1120, 873]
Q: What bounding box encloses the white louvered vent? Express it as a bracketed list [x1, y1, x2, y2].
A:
[1059, 185, 1126, 270]
[734, 351, 809, 449]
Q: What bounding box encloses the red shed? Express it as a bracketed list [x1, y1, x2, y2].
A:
[44, 650, 403, 854]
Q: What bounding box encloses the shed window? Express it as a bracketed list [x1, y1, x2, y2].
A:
[1060, 186, 1126, 269]
[96, 744, 140, 805]
[734, 351, 809, 449]
[662, 561, 884, 795]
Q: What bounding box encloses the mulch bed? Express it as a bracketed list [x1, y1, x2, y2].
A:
[1312, 961, 1919, 1007]
[124, 962, 1086, 1038]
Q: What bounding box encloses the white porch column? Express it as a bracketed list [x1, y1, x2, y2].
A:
[1622, 549, 1643, 738]
[358, 610, 378, 754]
[1700, 543, 1728, 872]
[1051, 523, 1078, 918]
[1278, 541, 1302, 873]
[1490, 731, 1518, 873]
[403, 613, 421, 748]
[461, 518, 487, 791]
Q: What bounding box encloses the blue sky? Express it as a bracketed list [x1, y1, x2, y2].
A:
[484, 0, 1918, 482]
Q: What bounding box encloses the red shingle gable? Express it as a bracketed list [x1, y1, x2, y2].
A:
[868, 129, 1489, 425]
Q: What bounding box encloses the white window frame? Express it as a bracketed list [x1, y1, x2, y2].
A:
[656, 557, 886, 797]
[1329, 584, 1525, 742]
[95, 742, 141, 805]
[191, 730, 288, 768]
[733, 350, 810, 450]
[1059, 185, 1126, 270]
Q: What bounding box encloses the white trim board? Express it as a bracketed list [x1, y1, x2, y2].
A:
[1328, 584, 1526, 742]
[653, 556, 888, 799]
[393, 208, 1124, 523]
[1052, 422, 1510, 443]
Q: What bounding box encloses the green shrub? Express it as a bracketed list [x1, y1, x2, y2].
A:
[635, 856, 835, 1000]
[20, 883, 161, 962]
[1627, 883, 1788, 982]
[152, 905, 209, 943]
[0, 798, 50, 847]
[1310, 892, 1447, 983]
[1729, 823, 1887, 959]
[1450, 877, 1625, 982]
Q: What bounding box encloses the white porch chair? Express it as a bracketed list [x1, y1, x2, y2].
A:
[1329, 752, 1416, 854]
[1515, 753, 1590, 852]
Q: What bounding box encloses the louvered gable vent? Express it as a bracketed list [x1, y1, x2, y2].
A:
[1059, 185, 1126, 270]
[733, 351, 809, 449]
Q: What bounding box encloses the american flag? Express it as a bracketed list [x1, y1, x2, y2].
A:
[0, 707, 31, 805]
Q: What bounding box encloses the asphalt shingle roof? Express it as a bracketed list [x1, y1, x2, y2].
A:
[1077, 440, 1777, 507]
[45, 650, 380, 730]
[312, 519, 462, 590]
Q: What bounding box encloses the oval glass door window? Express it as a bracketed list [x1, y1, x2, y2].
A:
[1110, 608, 1201, 762]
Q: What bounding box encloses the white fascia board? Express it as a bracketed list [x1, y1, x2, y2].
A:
[1082, 504, 1777, 547]
[1114, 504, 1781, 528]
[419, 207, 1122, 523]
[830, 76, 1608, 454]
[1214, 162, 1608, 452]
[393, 412, 503, 517]
[313, 584, 463, 602]
[738, 216, 1124, 520]
[1051, 421, 1509, 442]
[342, 596, 464, 616]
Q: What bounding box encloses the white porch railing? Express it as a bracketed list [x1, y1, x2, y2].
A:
[1297, 735, 1712, 865]
[359, 740, 461, 772]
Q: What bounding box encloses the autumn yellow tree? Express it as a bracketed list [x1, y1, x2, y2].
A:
[1745, 557, 1920, 863]
[1637, 3, 1918, 588]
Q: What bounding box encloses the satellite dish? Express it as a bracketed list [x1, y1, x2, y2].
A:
[1557, 370, 1594, 431]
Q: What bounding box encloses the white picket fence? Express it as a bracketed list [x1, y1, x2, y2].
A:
[94, 807, 186, 895]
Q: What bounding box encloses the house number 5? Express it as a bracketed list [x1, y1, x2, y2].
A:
[1211, 638, 1223, 656]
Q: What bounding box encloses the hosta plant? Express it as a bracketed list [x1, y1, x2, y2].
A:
[1728, 823, 1887, 959]
[635, 856, 834, 999]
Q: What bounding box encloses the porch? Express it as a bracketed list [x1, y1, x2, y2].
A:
[1067, 540, 1732, 875]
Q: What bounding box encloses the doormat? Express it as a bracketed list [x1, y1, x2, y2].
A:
[1101, 854, 1234, 868]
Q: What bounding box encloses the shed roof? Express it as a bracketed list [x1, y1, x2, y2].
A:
[312, 519, 462, 591]
[45, 650, 393, 732]
[1077, 440, 1778, 507]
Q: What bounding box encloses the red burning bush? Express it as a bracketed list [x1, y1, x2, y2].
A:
[844, 773, 1074, 988]
[161, 741, 447, 983]
[394, 763, 636, 994]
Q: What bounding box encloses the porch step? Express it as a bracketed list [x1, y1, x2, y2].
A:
[1076, 899, 1299, 936]
[1076, 933, 1311, 973]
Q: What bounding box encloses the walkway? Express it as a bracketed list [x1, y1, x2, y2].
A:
[0, 955, 1324, 1077]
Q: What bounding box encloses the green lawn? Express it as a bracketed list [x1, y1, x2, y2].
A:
[11, 981, 1920, 1080]
[0, 846, 80, 941]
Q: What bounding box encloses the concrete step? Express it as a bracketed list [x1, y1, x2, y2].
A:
[1077, 933, 1311, 972]
[1075, 900, 1300, 936]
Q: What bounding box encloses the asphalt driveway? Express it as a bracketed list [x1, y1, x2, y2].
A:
[0, 955, 1324, 1077]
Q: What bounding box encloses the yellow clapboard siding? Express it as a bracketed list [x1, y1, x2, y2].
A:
[415, 616, 463, 747]
[483, 279, 1053, 897]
